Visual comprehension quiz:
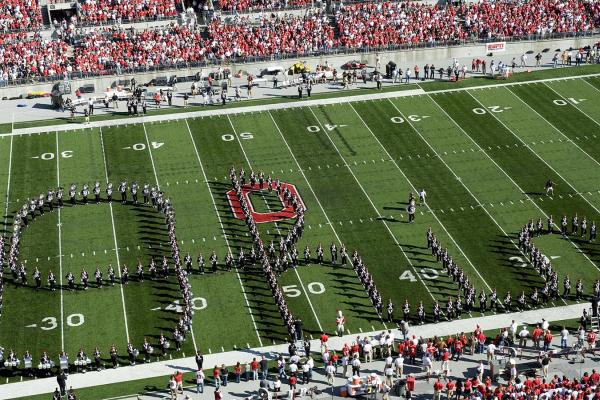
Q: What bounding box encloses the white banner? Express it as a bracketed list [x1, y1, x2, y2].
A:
[486, 42, 506, 52]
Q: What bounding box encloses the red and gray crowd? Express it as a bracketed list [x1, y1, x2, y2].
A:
[2, 0, 600, 84]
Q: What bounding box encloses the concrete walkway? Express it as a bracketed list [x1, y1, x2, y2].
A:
[0, 302, 590, 399]
[6, 67, 600, 137]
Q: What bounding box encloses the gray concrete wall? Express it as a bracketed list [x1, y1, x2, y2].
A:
[2, 35, 597, 99]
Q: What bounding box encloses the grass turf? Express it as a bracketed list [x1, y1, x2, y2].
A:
[1, 69, 600, 392]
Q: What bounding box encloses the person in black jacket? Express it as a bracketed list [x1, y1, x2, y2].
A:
[57, 371, 67, 396]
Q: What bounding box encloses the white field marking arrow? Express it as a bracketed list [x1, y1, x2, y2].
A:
[122, 146, 131, 150]
[151, 307, 161, 311]
[550, 256, 561, 260]
[26, 324, 37, 328]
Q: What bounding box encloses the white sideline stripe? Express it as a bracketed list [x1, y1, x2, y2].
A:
[142, 121, 198, 352]
[55, 132, 65, 350]
[415, 97, 567, 304]
[267, 111, 388, 327]
[99, 127, 131, 343]
[348, 103, 495, 294]
[184, 119, 263, 347]
[225, 115, 324, 332]
[0, 302, 589, 400]
[309, 106, 439, 304]
[500, 87, 600, 272]
[7, 71, 600, 138]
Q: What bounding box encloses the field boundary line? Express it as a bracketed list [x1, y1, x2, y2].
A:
[348, 103, 495, 295]
[8, 72, 600, 137]
[55, 132, 65, 349]
[396, 98, 565, 304]
[267, 111, 388, 327]
[184, 118, 263, 347]
[142, 121, 198, 352]
[307, 106, 438, 305]
[464, 90, 600, 218]
[2, 135, 13, 231]
[544, 80, 600, 127]
[225, 114, 324, 332]
[99, 127, 132, 343]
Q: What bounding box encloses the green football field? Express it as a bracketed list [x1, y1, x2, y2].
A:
[2, 73, 600, 381]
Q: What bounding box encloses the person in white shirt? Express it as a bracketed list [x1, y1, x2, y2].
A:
[363, 341, 373, 363]
[419, 189, 427, 205]
[341, 355, 349, 377]
[541, 319, 549, 331]
[384, 364, 394, 386]
[351, 355, 361, 376]
[196, 369, 205, 394]
[486, 342, 496, 363]
[476, 361, 484, 382]
[325, 363, 336, 384]
[519, 327, 530, 348]
[394, 354, 404, 377]
[560, 327, 569, 349]
[510, 320, 519, 342]
[422, 353, 433, 382]
[404, 68, 412, 84]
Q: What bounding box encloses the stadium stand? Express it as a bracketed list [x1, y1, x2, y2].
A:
[74, 0, 180, 25]
[1, 0, 600, 84]
[461, 0, 597, 39]
[204, 11, 334, 58]
[334, 2, 466, 48]
[216, 0, 311, 12]
[0, 0, 43, 31]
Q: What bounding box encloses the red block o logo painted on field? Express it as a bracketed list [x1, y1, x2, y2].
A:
[227, 183, 305, 223]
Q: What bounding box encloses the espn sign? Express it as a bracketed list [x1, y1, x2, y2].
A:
[486, 42, 506, 52]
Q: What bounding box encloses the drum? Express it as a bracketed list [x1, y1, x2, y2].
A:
[133, 349, 139, 357]
[147, 347, 154, 354]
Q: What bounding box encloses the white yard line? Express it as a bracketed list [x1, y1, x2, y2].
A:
[397, 98, 566, 304]
[141, 121, 160, 191]
[225, 115, 324, 332]
[142, 121, 198, 352]
[500, 87, 600, 272]
[307, 106, 439, 305]
[464, 90, 600, 217]
[543, 81, 600, 127]
[99, 127, 132, 343]
[184, 119, 263, 347]
[504, 85, 600, 172]
[55, 132, 65, 349]
[348, 103, 495, 294]
[2, 135, 13, 229]
[8, 72, 600, 138]
[267, 111, 389, 327]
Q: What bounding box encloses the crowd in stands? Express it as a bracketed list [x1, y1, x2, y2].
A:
[205, 11, 334, 58]
[74, 0, 180, 25]
[73, 24, 206, 73]
[461, 0, 596, 40]
[334, 2, 467, 48]
[2, 0, 600, 83]
[216, 0, 311, 12]
[0, 0, 42, 32]
[0, 33, 69, 83]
